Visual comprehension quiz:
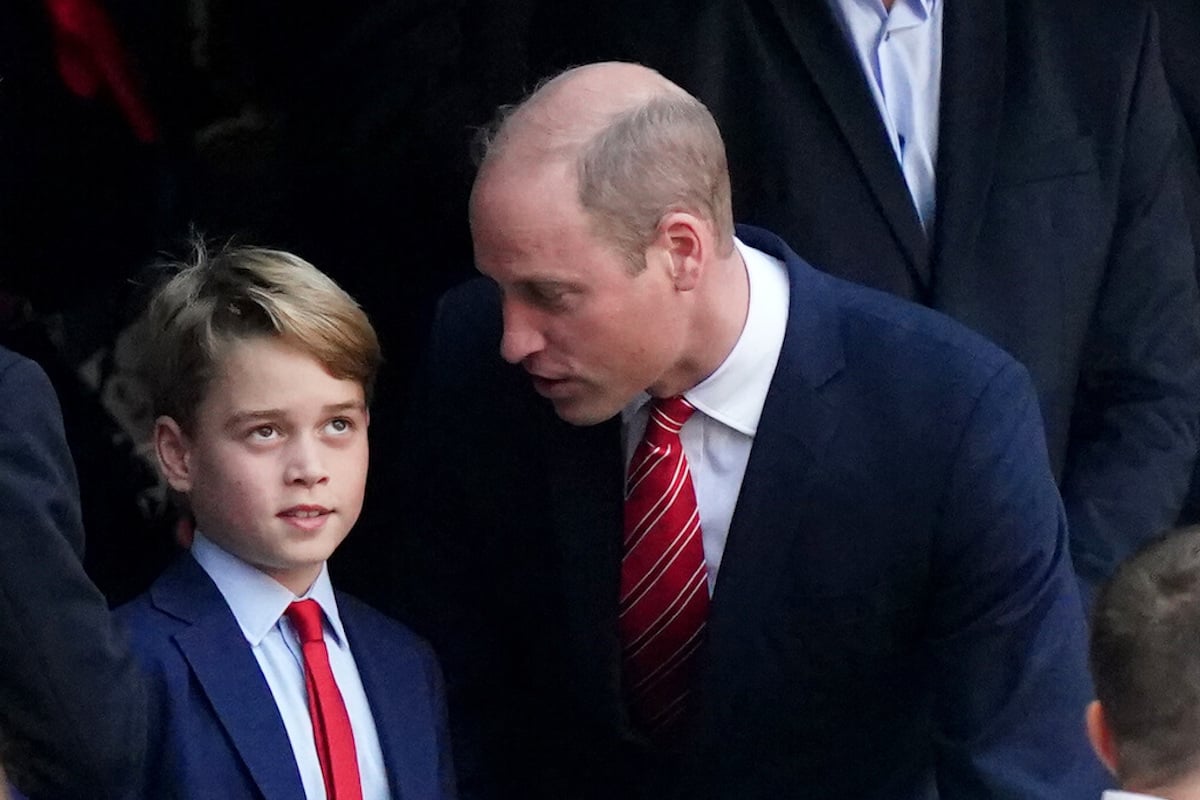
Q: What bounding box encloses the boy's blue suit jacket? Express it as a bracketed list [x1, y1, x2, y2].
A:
[116, 553, 456, 800]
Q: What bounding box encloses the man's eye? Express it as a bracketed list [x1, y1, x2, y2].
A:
[250, 425, 278, 440]
[326, 418, 353, 435]
[530, 286, 569, 309]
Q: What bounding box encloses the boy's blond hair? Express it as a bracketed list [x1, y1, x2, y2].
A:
[144, 242, 381, 431]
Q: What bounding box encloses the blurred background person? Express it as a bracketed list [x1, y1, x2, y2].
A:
[0, 343, 145, 800]
[1088, 524, 1200, 800]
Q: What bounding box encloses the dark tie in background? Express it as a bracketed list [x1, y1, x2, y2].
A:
[619, 396, 710, 740]
[286, 599, 363, 800]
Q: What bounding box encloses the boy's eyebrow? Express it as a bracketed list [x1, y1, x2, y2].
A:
[322, 400, 368, 415]
[223, 401, 366, 430]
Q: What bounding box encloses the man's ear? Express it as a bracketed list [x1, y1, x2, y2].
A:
[1086, 700, 1120, 777]
[654, 211, 707, 291]
[155, 416, 194, 493]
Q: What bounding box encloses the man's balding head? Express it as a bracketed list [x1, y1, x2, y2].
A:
[473, 62, 735, 270]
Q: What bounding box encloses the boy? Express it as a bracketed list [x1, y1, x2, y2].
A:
[116, 245, 456, 799]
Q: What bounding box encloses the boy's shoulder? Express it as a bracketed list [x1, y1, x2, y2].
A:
[334, 590, 437, 665]
[113, 552, 241, 665]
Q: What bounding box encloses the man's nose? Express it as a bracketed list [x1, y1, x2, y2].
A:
[499, 298, 546, 365]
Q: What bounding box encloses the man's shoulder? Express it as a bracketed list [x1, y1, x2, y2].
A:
[744, 222, 1026, 395]
[833, 276, 1016, 376]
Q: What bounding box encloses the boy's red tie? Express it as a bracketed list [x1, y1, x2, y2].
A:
[286, 599, 363, 800]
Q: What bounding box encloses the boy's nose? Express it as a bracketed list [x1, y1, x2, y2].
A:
[284, 438, 329, 486]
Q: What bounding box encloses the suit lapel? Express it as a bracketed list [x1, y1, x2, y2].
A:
[152, 556, 304, 800]
[696, 227, 844, 747]
[762, 0, 930, 287]
[342, 606, 421, 800]
[931, 0, 1005, 282]
[544, 411, 631, 733]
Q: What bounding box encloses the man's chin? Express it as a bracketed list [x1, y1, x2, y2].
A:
[549, 395, 620, 427]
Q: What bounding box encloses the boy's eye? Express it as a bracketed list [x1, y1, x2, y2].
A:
[325, 417, 352, 435]
[250, 425, 278, 440]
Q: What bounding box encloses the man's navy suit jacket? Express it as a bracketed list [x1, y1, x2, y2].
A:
[389, 225, 1109, 799]
[115, 554, 456, 800]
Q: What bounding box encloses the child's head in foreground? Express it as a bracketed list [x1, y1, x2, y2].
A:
[1088, 524, 1200, 798]
[145, 242, 381, 595]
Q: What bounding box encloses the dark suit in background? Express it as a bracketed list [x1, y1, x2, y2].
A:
[395, 225, 1106, 798]
[1153, 0, 1200, 524]
[0, 345, 145, 799]
[529, 0, 1200, 592]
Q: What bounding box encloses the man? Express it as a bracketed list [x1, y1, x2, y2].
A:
[390, 61, 1106, 798]
[1088, 525, 1200, 800]
[0, 344, 145, 799]
[527, 0, 1200, 596]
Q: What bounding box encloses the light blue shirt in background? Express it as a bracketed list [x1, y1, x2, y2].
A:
[827, 0, 943, 230]
[191, 533, 390, 800]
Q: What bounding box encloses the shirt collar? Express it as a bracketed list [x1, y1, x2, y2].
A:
[190, 531, 347, 649]
[835, 0, 936, 23]
[1101, 792, 1168, 800]
[621, 236, 790, 436]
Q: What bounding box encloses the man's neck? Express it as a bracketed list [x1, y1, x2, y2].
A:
[669, 248, 750, 398]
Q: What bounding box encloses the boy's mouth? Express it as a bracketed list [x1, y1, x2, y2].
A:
[278, 505, 332, 528]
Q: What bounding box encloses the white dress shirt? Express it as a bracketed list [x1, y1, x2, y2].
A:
[621, 237, 790, 594]
[827, 0, 943, 229]
[1102, 792, 1167, 800]
[191, 533, 391, 800]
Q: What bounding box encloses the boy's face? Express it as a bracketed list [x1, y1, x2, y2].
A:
[156, 336, 369, 595]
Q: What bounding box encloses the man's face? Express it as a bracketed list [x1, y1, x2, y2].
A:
[471, 163, 688, 425]
[163, 336, 369, 594]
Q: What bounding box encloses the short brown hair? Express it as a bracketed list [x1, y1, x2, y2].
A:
[143, 241, 381, 431]
[476, 68, 735, 272]
[1091, 525, 1200, 787]
[575, 93, 734, 271]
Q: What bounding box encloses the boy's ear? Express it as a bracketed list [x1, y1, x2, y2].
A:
[1086, 700, 1120, 777]
[155, 416, 194, 493]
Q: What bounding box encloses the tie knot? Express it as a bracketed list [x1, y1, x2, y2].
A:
[286, 599, 325, 644]
[649, 396, 695, 434]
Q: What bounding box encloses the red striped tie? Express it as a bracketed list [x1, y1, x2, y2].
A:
[286, 600, 363, 800]
[619, 395, 710, 739]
